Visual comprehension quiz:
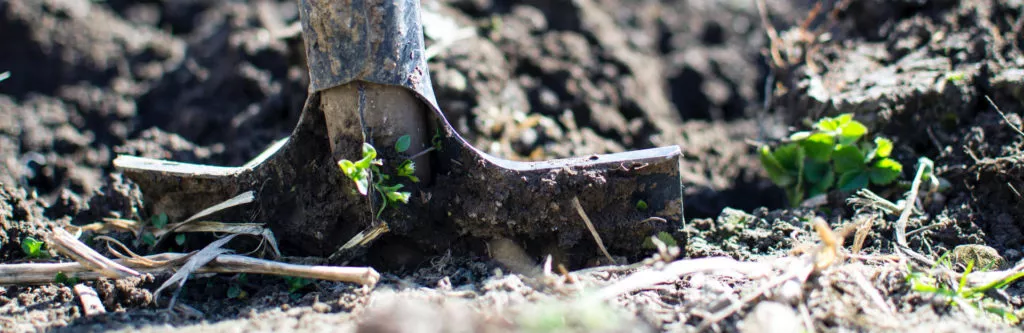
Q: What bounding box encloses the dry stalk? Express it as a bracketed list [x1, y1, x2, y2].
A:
[986, 95, 1024, 138]
[47, 228, 140, 279]
[571, 196, 615, 264]
[591, 256, 773, 301]
[0, 252, 379, 286]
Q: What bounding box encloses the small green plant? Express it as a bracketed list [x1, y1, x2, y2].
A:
[21, 237, 47, 259]
[54, 271, 79, 286]
[907, 257, 1024, 324]
[139, 213, 169, 247]
[338, 139, 416, 218]
[641, 231, 677, 249]
[175, 234, 187, 246]
[945, 71, 966, 83]
[283, 276, 312, 300]
[635, 200, 648, 211]
[227, 273, 248, 299]
[759, 113, 903, 206]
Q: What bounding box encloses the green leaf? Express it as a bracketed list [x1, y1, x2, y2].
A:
[362, 143, 377, 159]
[151, 213, 168, 229]
[804, 160, 835, 195]
[395, 135, 411, 153]
[54, 271, 78, 286]
[142, 233, 157, 246]
[397, 160, 419, 182]
[837, 119, 868, 145]
[353, 175, 370, 196]
[22, 237, 44, 258]
[175, 234, 187, 246]
[338, 160, 356, 175]
[837, 171, 870, 192]
[773, 143, 802, 171]
[869, 158, 903, 185]
[832, 145, 866, 173]
[815, 116, 842, 132]
[385, 191, 411, 204]
[759, 146, 794, 186]
[788, 131, 812, 141]
[635, 200, 648, 211]
[800, 132, 835, 162]
[874, 137, 894, 158]
[227, 285, 242, 299]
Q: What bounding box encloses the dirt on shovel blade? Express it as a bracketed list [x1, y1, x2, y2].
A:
[2, 0, 1024, 332]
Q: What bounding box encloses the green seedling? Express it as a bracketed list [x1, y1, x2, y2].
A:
[283, 276, 312, 300]
[635, 200, 648, 211]
[759, 113, 903, 206]
[945, 71, 966, 83]
[907, 256, 1024, 324]
[175, 234, 187, 246]
[338, 142, 413, 218]
[642, 231, 677, 249]
[227, 273, 249, 299]
[21, 237, 47, 259]
[54, 271, 79, 286]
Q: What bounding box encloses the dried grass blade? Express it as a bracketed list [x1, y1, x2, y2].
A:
[48, 228, 139, 279]
[153, 234, 238, 308]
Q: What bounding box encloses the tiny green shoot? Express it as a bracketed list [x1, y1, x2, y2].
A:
[759, 113, 903, 206]
[907, 257, 1024, 324]
[945, 71, 965, 83]
[641, 231, 677, 249]
[142, 233, 157, 247]
[635, 200, 648, 211]
[338, 142, 413, 218]
[54, 271, 79, 286]
[283, 276, 312, 294]
[175, 234, 187, 246]
[21, 237, 46, 259]
[151, 213, 168, 229]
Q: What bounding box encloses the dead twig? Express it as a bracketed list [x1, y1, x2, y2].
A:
[896, 158, 933, 247]
[986, 95, 1024, 138]
[591, 256, 773, 301]
[0, 252, 380, 287]
[47, 228, 140, 279]
[154, 235, 238, 308]
[571, 197, 615, 265]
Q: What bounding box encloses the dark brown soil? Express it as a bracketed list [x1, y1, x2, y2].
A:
[3, 0, 1024, 332]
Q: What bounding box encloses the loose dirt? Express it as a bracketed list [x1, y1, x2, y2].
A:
[3, 0, 1024, 332]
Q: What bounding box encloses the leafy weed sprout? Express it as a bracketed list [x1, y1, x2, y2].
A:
[21, 237, 47, 259]
[906, 254, 1024, 324]
[759, 113, 903, 206]
[338, 135, 421, 218]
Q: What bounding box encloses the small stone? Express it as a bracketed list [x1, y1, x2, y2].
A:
[740, 301, 801, 333]
[312, 302, 331, 313]
[952, 244, 1006, 270]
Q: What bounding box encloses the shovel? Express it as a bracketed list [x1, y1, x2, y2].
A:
[113, 0, 684, 263]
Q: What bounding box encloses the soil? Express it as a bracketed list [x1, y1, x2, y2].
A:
[2, 0, 1024, 332]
